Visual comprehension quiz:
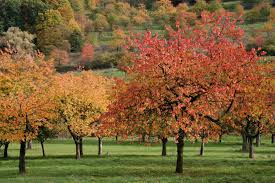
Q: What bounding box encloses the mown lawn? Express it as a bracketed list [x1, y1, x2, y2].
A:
[0, 136, 274, 183]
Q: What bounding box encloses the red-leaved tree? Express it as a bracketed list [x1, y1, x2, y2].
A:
[104, 11, 273, 173]
[81, 43, 94, 66]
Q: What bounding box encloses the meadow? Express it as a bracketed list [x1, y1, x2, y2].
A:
[0, 136, 274, 183]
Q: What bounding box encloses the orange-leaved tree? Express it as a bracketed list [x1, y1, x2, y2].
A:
[221, 62, 273, 158]
[0, 51, 56, 174]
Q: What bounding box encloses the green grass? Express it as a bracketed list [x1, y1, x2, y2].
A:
[86, 26, 166, 47]
[93, 68, 126, 79]
[240, 22, 267, 31]
[222, 0, 240, 11]
[0, 136, 274, 183]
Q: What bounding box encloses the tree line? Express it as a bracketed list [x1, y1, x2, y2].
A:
[1, 0, 274, 72]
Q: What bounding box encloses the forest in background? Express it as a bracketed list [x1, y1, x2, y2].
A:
[0, 0, 274, 73]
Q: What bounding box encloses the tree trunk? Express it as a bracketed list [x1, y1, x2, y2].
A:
[40, 141, 45, 158]
[272, 133, 274, 144]
[141, 133, 146, 143]
[75, 142, 81, 160]
[4, 142, 9, 159]
[80, 138, 83, 157]
[176, 129, 185, 173]
[161, 137, 168, 156]
[98, 137, 102, 156]
[27, 140, 32, 150]
[219, 134, 222, 143]
[249, 137, 255, 159]
[256, 134, 260, 147]
[241, 133, 248, 152]
[115, 135, 118, 142]
[68, 126, 81, 160]
[19, 141, 26, 174]
[200, 139, 204, 156]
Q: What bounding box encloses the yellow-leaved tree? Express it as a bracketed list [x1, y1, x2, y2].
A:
[54, 71, 111, 159]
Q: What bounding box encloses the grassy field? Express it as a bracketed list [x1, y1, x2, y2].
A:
[94, 68, 126, 79]
[0, 136, 274, 183]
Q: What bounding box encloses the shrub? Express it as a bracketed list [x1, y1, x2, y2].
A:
[88, 51, 130, 69]
[269, 8, 275, 22]
[192, 0, 208, 16]
[86, 52, 114, 69]
[263, 37, 275, 55]
[49, 49, 70, 67]
[242, 0, 271, 9]
[93, 14, 110, 32]
[244, 3, 271, 23]
[235, 3, 245, 17]
[152, 0, 176, 25]
[208, 0, 223, 13]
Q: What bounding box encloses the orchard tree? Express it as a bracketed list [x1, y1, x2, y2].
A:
[37, 121, 58, 158]
[222, 65, 273, 157]
[54, 71, 111, 159]
[196, 120, 220, 156]
[107, 11, 272, 173]
[0, 52, 56, 174]
[0, 139, 9, 159]
[102, 79, 174, 156]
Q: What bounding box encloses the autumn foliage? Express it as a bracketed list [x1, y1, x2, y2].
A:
[81, 43, 94, 66]
[0, 3, 274, 176]
[0, 51, 56, 173]
[103, 11, 273, 173]
[54, 71, 111, 159]
[50, 49, 70, 67]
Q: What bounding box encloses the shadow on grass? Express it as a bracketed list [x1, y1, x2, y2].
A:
[0, 154, 170, 161]
[0, 155, 274, 180]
